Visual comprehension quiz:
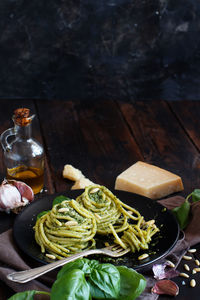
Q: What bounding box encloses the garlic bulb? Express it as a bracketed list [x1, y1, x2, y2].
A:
[0, 179, 34, 212]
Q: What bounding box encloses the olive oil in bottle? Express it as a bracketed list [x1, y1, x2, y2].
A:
[7, 166, 44, 194]
[0, 108, 44, 194]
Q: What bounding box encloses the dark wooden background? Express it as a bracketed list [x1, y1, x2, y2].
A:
[1, 99, 200, 299]
[0, 1, 200, 101]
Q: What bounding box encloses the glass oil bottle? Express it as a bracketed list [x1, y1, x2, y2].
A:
[0, 108, 44, 194]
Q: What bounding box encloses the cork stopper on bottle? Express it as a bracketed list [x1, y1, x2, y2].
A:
[13, 108, 31, 126]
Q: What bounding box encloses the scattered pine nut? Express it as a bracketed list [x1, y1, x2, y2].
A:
[180, 273, 189, 278]
[190, 279, 196, 288]
[193, 268, 200, 272]
[104, 242, 110, 247]
[166, 260, 175, 268]
[58, 208, 69, 213]
[46, 254, 56, 260]
[188, 248, 197, 253]
[195, 259, 200, 266]
[182, 255, 192, 260]
[65, 221, 78, 226]
[138, 253, 149, 260]
[192, 269, 197, 274]
[184, 264, 190, 271]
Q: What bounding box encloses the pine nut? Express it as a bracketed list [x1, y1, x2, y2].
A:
[193, 268, 200, 272]
[46, 254, 56, 260]
[192, 269, 197, 274]
[138, 253, 149, 260]
[90, 188, 99, 193]
[184, 264, 190, 271]
[190, 279, 196, 288]
[58, 208, 69, 213]
[166, 260, 175, 268]
[180, 273, 189, 278]
[195, 259, 200, 266]
[65, 221, 78, 226]
[105, 242, 110, 247]
[182, 255, 192, 260]
[188, 248, 197, 253]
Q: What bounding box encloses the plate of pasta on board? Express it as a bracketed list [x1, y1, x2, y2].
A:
[13, 185, 180, 270]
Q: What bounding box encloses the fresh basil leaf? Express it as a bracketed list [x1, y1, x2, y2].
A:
[116, 266, 146, 300]
[191, 189, 200, 202]
[52, 195, 71, 207]
[172, 200, 190, 230]
[51, 269, 90, 300]
[8, 290, 37, 300]
[57, 258, 92, 279]
[87, 259, 100, 270]
[88, 283, 107, 299]
[36, 210, 49, 220]
[88, 263, 120, 299]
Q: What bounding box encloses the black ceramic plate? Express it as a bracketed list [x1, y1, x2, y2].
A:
[13, 190, 180, 270]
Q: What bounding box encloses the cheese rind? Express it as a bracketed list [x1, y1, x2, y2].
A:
[115, 161, 184, 199]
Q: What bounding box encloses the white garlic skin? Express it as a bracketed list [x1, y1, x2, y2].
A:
[0, 180, 34, 212]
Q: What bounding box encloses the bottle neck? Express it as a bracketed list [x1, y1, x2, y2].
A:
[15, 123, 32, 139]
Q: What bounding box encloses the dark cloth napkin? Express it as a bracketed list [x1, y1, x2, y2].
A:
[0, 196, 200, 299]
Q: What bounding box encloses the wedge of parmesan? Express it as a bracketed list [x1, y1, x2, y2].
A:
[71, 177, 94, 190]
[115, 161, 184, 199]
[63, 164, 83, 181]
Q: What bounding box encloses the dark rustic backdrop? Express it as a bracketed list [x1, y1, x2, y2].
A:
[0, 0, 200, 100]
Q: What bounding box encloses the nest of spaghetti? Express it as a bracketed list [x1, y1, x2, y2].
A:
[34, 199, 97, 259]
[77, 185, 160, 253]
[34, 185, 159, 259]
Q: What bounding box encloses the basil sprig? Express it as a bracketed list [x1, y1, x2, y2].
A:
[172, 189, 200, 230]
[8, 259, 146, 300]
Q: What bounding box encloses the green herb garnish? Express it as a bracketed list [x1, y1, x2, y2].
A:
[8, 259, 146, 300]
[52, 195, 71, 206]
[172, 189, 200, 230]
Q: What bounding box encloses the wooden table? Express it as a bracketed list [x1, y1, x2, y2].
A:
[1, 99, 200, 299]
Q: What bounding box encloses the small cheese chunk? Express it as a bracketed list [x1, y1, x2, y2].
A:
[71, 177, 94, 190]
[63, 164, 83, 181]
[115, 161, 184, 199]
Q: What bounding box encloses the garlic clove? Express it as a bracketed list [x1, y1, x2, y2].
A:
[152, 262, 179, 280]
[151, 280, 179, 296]
[0, 179, 34, 212]
[0, 182, 22, 210]
[9, 180, 34, 202]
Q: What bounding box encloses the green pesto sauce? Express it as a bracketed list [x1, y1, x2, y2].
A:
[57, 201, 84, 224]
[90, 190, 106, 204]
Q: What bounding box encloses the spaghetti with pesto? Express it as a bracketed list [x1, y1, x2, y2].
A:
[77, 185, 159, 251]
[34, 185, 159, 259]
[34, 199, 96, 259]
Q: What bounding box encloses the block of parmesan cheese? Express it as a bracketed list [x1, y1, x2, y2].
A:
[115, 161, 184, 199]
[71, 177, 94, 190]
[63, 164, 83, 181]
